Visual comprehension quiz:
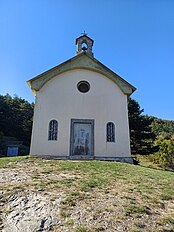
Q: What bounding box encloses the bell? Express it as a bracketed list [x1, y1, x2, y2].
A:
[82, 46, 87, 51]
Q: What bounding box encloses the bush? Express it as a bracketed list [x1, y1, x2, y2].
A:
[150, 137, 174, 167]
[19, 146, 30, 156]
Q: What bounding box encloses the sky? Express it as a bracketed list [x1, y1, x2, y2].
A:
[0, 0, 174, 120]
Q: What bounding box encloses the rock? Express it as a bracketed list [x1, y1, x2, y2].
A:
[2, 192, 62, 232]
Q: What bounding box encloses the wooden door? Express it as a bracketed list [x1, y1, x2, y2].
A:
[70, 119, 94, 156]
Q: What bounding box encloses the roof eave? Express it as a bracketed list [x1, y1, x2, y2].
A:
[27, 52, 136, 96]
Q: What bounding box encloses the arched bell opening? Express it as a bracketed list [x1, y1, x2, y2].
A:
[81, 42, 88, 51]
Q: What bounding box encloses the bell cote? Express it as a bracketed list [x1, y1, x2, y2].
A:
[75, 32, 94, 57]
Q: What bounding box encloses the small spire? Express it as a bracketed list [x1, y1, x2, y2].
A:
[76, 33, 94, 57]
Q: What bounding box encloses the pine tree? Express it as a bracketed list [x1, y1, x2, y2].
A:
[128, 98, 155, 155]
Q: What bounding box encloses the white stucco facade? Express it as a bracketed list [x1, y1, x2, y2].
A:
[30, 68, 132, 161]
[28, 35, 136, 163]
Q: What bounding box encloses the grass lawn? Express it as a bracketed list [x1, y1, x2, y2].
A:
[0, 156, 174, 232]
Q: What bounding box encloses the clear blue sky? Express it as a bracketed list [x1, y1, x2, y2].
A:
[0, 0, 174, 120]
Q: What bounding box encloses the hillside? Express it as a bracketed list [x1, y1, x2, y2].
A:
[150, 116, 174, 138]
[0, 157, 174, 232]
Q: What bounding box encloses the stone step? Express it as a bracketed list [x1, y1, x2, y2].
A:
[69, 155, 94, 160]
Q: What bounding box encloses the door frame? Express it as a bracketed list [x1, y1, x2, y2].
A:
[70, 119, 94, 156]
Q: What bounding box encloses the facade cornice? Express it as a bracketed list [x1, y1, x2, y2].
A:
[27, 53, 136, 95]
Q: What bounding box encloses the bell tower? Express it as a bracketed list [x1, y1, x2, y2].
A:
[75, 32, 94, 57]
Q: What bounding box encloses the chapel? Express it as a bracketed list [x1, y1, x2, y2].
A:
[27, 33, 136, 163]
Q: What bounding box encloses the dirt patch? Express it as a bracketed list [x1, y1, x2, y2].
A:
[0, 158, 174, 232]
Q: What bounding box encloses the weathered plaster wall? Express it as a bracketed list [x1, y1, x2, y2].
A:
[30, 69, 131, 159]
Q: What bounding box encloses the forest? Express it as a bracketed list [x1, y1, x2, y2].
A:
[0, 94, 174, 167]
[0, 94, 34, 156]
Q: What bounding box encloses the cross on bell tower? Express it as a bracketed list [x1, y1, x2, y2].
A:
[75, 32, 94, 57]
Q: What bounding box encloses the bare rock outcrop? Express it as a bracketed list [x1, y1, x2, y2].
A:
[2, 192, 62, 232]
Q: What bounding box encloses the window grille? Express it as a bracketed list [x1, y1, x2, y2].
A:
[48, 120, 58, 140]
[106, 122, 115, 142]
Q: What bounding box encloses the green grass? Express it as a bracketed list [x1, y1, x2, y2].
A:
[1, 156, 174, 231]
[1, 156, 174, 192]
[134, 220, 146, 228]
[125, 204, 151, 216]
[1, 156, 174, 197]
[74, 226, 90, 232]
[0, 156, 29, 168]
[160, 216, 174, 225]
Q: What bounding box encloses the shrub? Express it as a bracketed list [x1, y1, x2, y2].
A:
[151, 138, 174, 167]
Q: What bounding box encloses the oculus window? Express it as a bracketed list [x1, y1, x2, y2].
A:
[77, 81, 90, 93]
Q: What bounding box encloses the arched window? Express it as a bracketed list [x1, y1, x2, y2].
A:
[48, 120, 58, 140]
[106, 122, 115, 142]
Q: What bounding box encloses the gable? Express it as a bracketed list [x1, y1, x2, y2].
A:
[27, 53, 136, 95]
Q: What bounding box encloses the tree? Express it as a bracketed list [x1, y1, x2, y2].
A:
[0, 94, 34, 146]
[150, 117, 174, 139]
[128, 98, 155, 155]
[0, 131, 6, 156]
[150, 137, 174, 167]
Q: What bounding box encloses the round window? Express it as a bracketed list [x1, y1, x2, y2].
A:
[77, 81, 90, 93]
